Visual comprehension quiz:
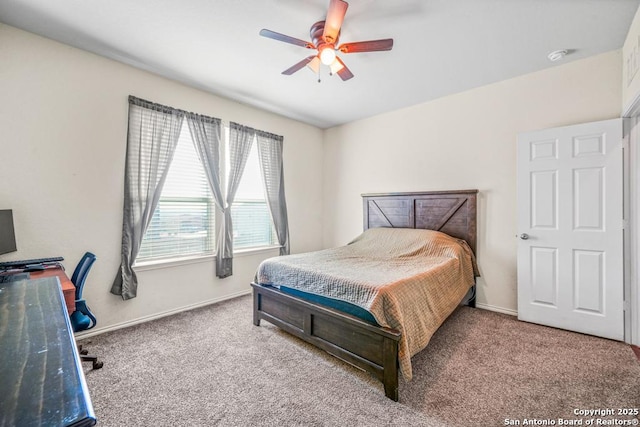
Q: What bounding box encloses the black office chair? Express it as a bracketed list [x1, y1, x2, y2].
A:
[69, 252, 103, 369]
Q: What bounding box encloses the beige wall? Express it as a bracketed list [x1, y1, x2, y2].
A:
[0, 24, 324, 333]
[322, 51, 622, 313]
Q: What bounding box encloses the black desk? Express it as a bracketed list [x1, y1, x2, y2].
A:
[0, 276, 96, 427]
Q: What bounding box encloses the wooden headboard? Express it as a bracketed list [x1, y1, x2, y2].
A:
[362, 190, 478, 253]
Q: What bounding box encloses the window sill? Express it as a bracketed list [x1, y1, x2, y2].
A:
[133, 245, 281, 272]
[234, 245, 281, 256]
[134, 254, 215, 272]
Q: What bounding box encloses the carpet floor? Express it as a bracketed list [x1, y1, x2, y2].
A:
[80, 295, 640, 426]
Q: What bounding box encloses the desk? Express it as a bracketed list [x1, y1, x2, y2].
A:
[29, 267, 76, 313]
[0, 276, 96, 427]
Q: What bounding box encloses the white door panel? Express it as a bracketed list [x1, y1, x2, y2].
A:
[517, 118, 623, 340]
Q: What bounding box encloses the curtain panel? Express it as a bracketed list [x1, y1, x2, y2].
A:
[217, 122, 254, 278]
[256, 130, 290, 256]
[185, 113, 228, 277]
[185, 113, 225, 208]
[111, 96, 185, 300]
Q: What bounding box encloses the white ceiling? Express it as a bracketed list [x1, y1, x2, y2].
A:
[1, 0, 638, 128]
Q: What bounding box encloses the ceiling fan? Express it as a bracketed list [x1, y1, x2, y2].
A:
[259, 0, 393, 81]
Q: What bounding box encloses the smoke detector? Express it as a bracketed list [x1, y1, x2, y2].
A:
[547, 49, 568, 62]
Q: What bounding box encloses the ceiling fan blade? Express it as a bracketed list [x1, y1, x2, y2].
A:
[334, 57, 354, 81]
[338, 38, 394, 53]
[323, 0, 349, 44]
[260, 29, 314, 49]
[282, 56, 317, 75]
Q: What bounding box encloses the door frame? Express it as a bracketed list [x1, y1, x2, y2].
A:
[623, 117, 633, 345]
[623, 100, 640, 345]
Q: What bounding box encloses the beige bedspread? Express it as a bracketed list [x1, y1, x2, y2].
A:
[256, 227, 477, 380]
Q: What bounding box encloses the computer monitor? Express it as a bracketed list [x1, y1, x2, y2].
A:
[0, 210, 17, 255]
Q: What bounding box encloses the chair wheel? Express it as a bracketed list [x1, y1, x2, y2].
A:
[93, 361, 104, 370]
[80, 349, 89, 355]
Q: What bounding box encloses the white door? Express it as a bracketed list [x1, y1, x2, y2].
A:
[517, 118, 624, 340]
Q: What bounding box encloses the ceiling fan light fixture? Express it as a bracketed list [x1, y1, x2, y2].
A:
[329, 58, 344, 74]
[319, 46, 336, 65]
[306, 56, 321, 74]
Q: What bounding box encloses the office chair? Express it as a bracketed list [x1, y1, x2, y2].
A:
[71, 252, 96, 301]
[69, 252, 103, 369]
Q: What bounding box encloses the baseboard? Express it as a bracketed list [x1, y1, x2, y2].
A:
[76, 289, 252, 339]
[475, 302, 518, 317]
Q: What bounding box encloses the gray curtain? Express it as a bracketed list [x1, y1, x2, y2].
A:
[185, 113, 225, 207]
[217, 122, 254, 278]
[111, 96, 184, 300]
[185, 113, 227, 276]
[256, 131, 290, 256]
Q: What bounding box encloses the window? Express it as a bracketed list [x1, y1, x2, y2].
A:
[228, 133, 278, 250]
[137, 123, 277, 263]
[137, 124, 215, 262]
[115, 96, 288, 299]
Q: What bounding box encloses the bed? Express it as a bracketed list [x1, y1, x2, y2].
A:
[251, 190, 478, 401]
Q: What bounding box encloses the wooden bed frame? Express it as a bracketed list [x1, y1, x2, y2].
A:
[251, 189, 478, 401]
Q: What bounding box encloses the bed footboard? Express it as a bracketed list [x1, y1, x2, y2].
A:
[251, 283, 402, 401]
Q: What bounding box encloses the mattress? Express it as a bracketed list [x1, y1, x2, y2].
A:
[277, 284, 379, 325]
[256, 227, 477, 380]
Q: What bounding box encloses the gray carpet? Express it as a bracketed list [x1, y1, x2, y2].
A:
[80, 295, 640, 426]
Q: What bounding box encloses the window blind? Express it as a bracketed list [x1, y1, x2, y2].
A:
[228, 136, 277, 249]
[138, 124, 215, 261]
[231, 200, 276, 249]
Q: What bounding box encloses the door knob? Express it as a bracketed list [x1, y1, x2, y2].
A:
[519, 233, 529, 240]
